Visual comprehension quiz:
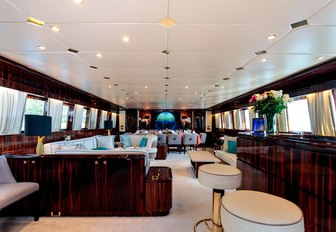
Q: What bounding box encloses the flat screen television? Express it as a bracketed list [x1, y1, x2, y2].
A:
[252, 118, 265, 135]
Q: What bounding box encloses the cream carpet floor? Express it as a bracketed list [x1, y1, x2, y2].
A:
[0, 152, 214, 232]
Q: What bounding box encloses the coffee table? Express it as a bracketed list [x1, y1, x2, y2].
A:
[187, 151, 220, 177]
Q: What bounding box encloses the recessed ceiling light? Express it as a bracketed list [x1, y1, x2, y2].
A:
[126, 97, 129, 100]
[179, 98, 181, 100]
[73, 0, 84, 3]
[160, 17, 176, 28]
[108, 85, 112, 88]
[262, 58, 268, 62]
[51, 26, 60, 32]
[145, 85, 148, 88]
[67, 48, 79, 54]
[150, 97, 154, 100]
[96, 53, 102, 58]
[38, 45, 46, 50]
[90, 66, 98, 69]
[221, 86, 224, 89]
[122, 36, 130, 42]
[134, 92, 138, 94]
[195, 92, 198, 95]
[317, 56, 325, 60]
[267, 34, 276, 40]
[27, 17, 45, 27]
[185, 86, 188, 89]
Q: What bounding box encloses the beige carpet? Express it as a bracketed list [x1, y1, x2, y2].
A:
[0, 152, 213, 232]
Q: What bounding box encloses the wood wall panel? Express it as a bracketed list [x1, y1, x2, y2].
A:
[237, 134, 335, 232]
[0, 129, 109, 155]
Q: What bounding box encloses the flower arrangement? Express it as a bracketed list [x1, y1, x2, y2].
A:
[249, 90, 292, 133]
[249, 90, 292, 115]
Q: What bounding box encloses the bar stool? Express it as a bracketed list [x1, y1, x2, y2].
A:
[221, 190, 304, 232]
[194, 163, 241, 232]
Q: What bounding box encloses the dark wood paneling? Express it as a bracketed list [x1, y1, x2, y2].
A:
[237, 134, 335, 232]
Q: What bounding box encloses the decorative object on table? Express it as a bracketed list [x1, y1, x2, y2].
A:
[24, 115, 52, 155]
[249, 90, 292, 134]
[104, 120, 113, 136]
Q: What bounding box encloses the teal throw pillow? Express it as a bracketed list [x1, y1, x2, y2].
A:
[92, 147, 109, 150]
[120, 134, 132, 148]
[227, 140, 237, 154]
[139, 137, 148, 147]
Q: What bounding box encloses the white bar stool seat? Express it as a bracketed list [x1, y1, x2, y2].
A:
[221, 190, 304, 232]
[195, 163, 241, 232]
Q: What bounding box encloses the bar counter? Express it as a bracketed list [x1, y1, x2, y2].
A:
[237, 134, 335, 232]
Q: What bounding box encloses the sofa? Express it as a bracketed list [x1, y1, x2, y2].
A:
[214, 136, 237, 167]
[44, 134, 157, 161]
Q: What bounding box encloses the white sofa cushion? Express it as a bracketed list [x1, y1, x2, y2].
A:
[96, 135, 115, 149]
[44, 136, 98, 154]
[215, 150, 237, 167]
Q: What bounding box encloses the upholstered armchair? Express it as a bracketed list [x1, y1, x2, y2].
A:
[0, 155, 39, 221]
[157, 133, 167, 145]
[183, 133, 198, 154]
[199, 133, 207, 150]
[167, 134, 182, 153]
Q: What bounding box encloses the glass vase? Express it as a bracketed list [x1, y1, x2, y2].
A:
[264, 113, 277, 134]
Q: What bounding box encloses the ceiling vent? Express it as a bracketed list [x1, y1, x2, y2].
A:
[223, 77, 230, 81]
[164, 66, 171, 70]
[255, 50, 267, 56]
[290, 19, 308, 29]
[90, 66, 98, 69]
[103, 76, 110, 79]
[67, 48, 79, 54]
[164, 76, 170, 79]
[235, 67, 244, 71]
[162, 50, 170, 55]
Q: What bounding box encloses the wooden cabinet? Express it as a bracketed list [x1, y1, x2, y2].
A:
[145, 167, 172, 216]
[156, 145, 168, 160]
[5, 153, 147, 216]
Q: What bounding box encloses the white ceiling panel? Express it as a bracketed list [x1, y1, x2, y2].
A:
[171, 0, 331, 24]
[268, 26, 336, 54]
[0, 23, 67, 51]
[0, 0, 335, 109]
[9, 0, 166, 23]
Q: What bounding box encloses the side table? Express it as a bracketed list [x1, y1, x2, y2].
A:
[145, 166, 172, 216]
[156, 144, 168, 160]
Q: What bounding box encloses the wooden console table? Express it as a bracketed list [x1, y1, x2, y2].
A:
[237, 134, 335, 232]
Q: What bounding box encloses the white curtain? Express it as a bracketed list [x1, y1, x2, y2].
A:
[99, 110, 108, 129]
[233, 109, 243, 130]
[215, 113, 221, 128]
[306, 90, 336, 136]
[48, 98, 63, 132]
[223, 111, 233, 129]
[88, 108, 98, 129]
[111, 112, 117, 128]
[72, 104, 84, 130]
[277, 109, 289, 132]
[0, 87, 27, 135]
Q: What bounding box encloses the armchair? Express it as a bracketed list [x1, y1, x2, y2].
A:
[167, 134, 182, 153]
[0, 155, 39, 221]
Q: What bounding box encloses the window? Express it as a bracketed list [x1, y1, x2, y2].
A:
[22, 96, 46, 131]
[81, 108, 89, 128]
[61, 105, 70, 130]
[287, 99, 312, 132]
